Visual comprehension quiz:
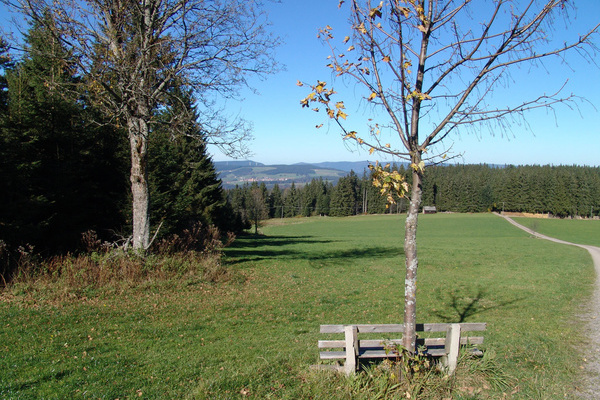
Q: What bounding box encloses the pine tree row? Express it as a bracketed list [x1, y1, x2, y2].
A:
[227, 163, 600, 228]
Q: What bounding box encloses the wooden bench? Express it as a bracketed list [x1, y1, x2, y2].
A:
[316, 323, 486, 375]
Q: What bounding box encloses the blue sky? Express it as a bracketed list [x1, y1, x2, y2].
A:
[210, 0, 600, 167]
[1, 1, 598, 167]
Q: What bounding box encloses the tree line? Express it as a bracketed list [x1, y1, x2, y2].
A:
[228, 163, 600, 230]
[0, 20, 247, 278]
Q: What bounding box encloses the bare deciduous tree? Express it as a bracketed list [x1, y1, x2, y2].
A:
[8, 0, 279, 249]
[302, 0, 598, 352]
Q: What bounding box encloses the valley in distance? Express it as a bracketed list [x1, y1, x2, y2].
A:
[214, 160, 381, 189]
[214, 160, 509, 189]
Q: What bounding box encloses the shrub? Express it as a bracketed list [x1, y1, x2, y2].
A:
[4, 223, 238, 299]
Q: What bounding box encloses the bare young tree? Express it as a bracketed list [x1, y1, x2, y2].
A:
[301, 0, 598, 352]
[7, 0, 279, 250]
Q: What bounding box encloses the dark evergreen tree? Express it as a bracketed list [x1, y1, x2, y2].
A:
[330, 171, 359, 217]
[269, 184, 284, 218]
[284, 183, 300, 217]
[0, 17, 128, 252]
[148, 87, 230, 236]
[245, 182, 269, 234]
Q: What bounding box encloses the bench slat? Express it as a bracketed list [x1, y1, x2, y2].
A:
[318, 336, 484, 349]
[319, 346, 483, 360]
[320, 323, 486, 334]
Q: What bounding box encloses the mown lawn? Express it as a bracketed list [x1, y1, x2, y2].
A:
[0, 213, 594, 399]
[517, 216, 600, 247]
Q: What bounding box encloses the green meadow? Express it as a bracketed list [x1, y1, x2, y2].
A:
[0, 213, 595, 399]
[518, 216, 600, 247]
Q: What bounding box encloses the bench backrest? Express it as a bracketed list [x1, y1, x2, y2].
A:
[320, 323, 486, 334]
[318, 322, 486, 375]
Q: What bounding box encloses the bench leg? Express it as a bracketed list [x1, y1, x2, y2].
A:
[344, 325, 358, 375]
[442, 323, 461, 375]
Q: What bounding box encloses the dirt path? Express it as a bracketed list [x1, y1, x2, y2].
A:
[495, 213, 600, 398]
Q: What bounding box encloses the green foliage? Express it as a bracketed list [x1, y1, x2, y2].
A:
[421, 164, 600, 216]
[0, 17, 129, 254]
[330, 171, 360, 216]
[227, 163, 599, 222]
[148, 89, 229, 236]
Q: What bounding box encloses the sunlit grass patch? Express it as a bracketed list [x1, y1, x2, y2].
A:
[0, 213, 594, 398]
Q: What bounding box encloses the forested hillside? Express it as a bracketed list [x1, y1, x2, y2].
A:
[227, 164, 600, 228]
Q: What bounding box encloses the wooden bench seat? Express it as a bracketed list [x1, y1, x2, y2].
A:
[316, 322, 486, 375]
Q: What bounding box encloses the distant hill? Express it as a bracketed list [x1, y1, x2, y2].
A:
[214, 161, 351, 189]
[213, 160, 508, 189]
[310, 160, 411, 172]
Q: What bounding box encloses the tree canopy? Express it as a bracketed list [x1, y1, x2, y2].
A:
[6, 0, 280, 249]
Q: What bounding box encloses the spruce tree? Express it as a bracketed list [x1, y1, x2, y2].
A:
[149, 87, 229, 236]
[0, 17, 128, 251]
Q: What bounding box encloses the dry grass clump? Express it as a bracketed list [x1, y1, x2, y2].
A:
[302, 350, 513, 400]
[3, 224, 238, 301]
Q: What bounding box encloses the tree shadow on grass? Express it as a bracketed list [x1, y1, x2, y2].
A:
[306, 246, 404, 269]
[431, 286, 526, 323]
[228, 234, 330, 249]
[224, 234, 403, 266]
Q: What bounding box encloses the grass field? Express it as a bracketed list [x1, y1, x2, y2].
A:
[517, 216, 600, 247]
[0, 213, 595, 399]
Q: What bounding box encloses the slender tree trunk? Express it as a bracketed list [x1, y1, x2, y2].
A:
[128, 116, 150, 250]
[403, 165, 423, 353]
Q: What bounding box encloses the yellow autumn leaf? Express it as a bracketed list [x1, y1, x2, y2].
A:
[335, 101, 345, 109]
[382, 55, 391, 62]
[369, 7, 382, 19]
[343, 36, 350, 43]
[337, 110, 347, 119]
[357, 22, 367, 34]
[315, 82, 326, 93]
[369, 147, 375, 155]
[296, 80, 303, 87]
[344, 131, 357, 139]
[347, 45, 355, 51]
[316, 124, 323, 128]
[327, 108, 335, 118]
[399, 6, 410, 18]
[368, 92, 377, 101]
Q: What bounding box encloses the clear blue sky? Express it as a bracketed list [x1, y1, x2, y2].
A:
[210, 0, 600, 167]
[1, 1, 598, 167]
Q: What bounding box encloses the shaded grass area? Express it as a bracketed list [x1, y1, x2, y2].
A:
[0, 213, 594, 399]
[517, 217, 600, 247]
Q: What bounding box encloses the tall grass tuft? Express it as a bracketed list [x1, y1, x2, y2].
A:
[302, 351, 511, 400]
[7, 223, 237, 300]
